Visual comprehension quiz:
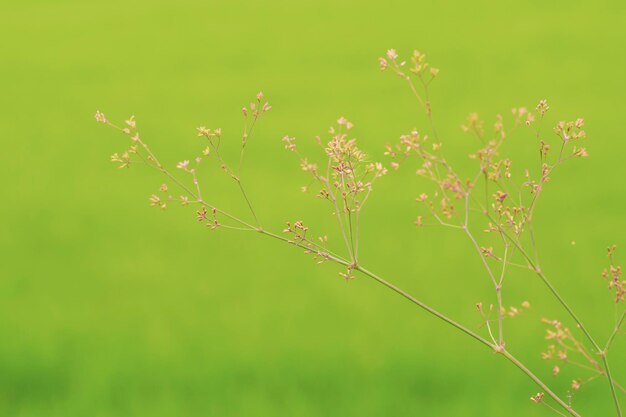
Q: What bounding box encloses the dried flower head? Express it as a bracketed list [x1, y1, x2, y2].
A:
[602, 245, 625, 303]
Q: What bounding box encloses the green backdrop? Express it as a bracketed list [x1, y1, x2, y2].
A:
[2, 1, 625, 416]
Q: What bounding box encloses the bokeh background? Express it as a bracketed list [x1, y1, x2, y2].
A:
[2, 1, 626, 416]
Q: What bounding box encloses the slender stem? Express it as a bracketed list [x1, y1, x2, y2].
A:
[602, 309, 626, 417]
[236, 180, 261, 226]
[225, 224, 583, 416]
[602, 354, 623, 417]
[606, 310, 626, 352]
[485, 320, 498, 345]
[154, 162, 253, 229]
[191, 169, 202, 201]
[498, 227, 622, 416]
[356, 265, 492, 347]
[259, 229, 350, 266]
[542, 401, 568, 417]
[340, 171, 357, 260]
[323, 176, 355, 262]
[236, 115, 261, 226]
[491, 222, 600, 348]
[354, 265, 578, 416]
[127, 133, 255, 230]
[463, 224, 504, 345]
[500, 350, 579, 417]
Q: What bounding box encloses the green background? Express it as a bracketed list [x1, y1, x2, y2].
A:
[2, 1, 626, 416]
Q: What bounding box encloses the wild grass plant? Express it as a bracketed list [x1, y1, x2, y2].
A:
[96, 49, 625, 417]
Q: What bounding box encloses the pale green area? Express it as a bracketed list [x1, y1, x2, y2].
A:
[1, 1, 626, 416]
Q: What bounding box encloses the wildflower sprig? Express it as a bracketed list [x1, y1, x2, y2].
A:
[382, 48, 621, 416]
[379, 49, 439, 117]
[540, 317, 626, 398]
[97, 98, 521, 414]
[96, 49, 625, 417]
[282, 117, 387, 278]
[99, 114, 241, 232]
[602, 246, 626, 369]
[603, 246, 626, 304]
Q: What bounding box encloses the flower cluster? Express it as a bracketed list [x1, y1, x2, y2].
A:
[603, 245, 625, 304]
[379, 49, 439, 80]
[282, 221, 332, 265]
[95, 93, 276, 233]
[539, 318, 615, 396]
[530, 392, 545, 404]
[379, 49, 624, 412]
[102, 115, 144, 169]
[385, 97, 590, 241]
[385, 128, 464, 221]
[242, 91, 272, 119]
[283, 117, 387, 273]
[196, 206, 220, 229]
[379, 49, 439, 116]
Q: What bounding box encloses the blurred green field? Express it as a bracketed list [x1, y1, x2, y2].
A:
[2, 1, 626, 416]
